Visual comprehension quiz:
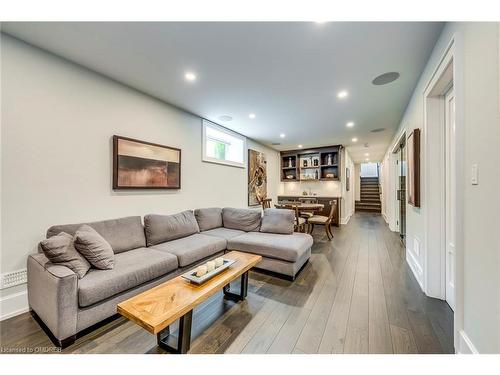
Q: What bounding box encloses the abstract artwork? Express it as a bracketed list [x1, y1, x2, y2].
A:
[248, 149, 267, 206]
[113, 135, 181, 189]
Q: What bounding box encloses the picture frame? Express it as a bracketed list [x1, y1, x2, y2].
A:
[247, 149, 267, 206]
[407, 129, 420, 207]
[112, 135, 181, 189]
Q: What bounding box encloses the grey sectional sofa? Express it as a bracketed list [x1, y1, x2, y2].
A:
[27, 207, 313, 347]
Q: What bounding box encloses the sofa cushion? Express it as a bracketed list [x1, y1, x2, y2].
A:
[77, 248, 178, 307]
[47, 216, 145, 254]
[194, 207, 223, 231]
[202, 227, 246, 241]
[260, 208, 294, 234]
[144, 211, 200, 246]
[150, 233, 226, 267]
[222, 207, 261, 232]
[40, 232, 91, 279]
[74, 225, 114, 270]
[227, 232, 313, 262]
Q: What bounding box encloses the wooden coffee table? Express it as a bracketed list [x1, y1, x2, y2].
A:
[117, 251, 261, 354]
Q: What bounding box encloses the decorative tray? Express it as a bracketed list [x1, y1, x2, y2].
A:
[181, 259, 236, 285]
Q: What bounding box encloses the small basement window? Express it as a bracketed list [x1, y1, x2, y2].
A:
[202, 120, 246, 168]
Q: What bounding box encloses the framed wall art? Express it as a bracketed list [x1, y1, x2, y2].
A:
[407, 129, 420, 207]
[113, 135, 181, 189]
[248, 149, 267, 206]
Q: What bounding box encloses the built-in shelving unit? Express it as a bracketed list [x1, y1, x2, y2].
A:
[280, 145, 341, 182]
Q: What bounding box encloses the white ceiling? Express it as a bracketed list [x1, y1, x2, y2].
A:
[2, 22, 444, 163]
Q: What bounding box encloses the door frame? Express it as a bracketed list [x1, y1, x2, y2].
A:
[444, 86, 456, 311]
[422, 34, 465, 351]
[389, 129, 406, 233]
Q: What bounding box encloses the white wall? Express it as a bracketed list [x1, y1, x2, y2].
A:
[279, 180, 341, 197]
[354, 163, 361, 201]
[340, 148, 355, 224]
[360, 162, 378, 177]
[0, 34, 280, 318]
[380, 22, 500, 353]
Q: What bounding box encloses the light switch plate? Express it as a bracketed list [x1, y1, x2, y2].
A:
[471, 164, 478, 185]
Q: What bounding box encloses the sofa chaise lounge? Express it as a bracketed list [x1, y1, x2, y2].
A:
[27, 207, 313, 347]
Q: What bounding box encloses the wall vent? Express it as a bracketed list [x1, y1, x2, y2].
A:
[0, 269, 27, 289]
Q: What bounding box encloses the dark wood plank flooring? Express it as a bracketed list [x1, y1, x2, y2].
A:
[0, 212, 454, 354]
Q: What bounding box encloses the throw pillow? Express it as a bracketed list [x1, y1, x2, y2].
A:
[74, 225, 114, 270]
[40, 232, 91, 278]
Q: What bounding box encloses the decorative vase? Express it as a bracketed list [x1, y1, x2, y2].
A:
[327, 154, 332, 165]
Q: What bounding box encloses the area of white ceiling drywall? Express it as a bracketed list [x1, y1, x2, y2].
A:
[1, 22, 444, 162]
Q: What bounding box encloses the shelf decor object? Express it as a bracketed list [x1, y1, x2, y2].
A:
[407, 128, 421, 207]
[182, 258, 237, 285]
[248, 149, 267, 206]
[113, 135, 181, 189]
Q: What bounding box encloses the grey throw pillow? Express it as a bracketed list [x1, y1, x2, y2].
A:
[74, 225, 114, 270]
[40, 232, 91, 278]
[260, 208, 294, 235]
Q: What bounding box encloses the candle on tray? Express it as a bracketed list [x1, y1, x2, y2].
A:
[196, 265, 207, 277]
[206, 261, 215, 272]
[214, 257, 224, 268]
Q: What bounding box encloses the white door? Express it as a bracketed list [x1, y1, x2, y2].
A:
[445, 88, 456, 311]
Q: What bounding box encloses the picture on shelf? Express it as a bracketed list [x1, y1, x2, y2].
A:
[113, 135, 181, 189]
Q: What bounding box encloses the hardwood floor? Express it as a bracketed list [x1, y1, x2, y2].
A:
[0, 212, 454, 354]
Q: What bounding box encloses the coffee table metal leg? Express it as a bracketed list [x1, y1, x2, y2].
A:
[223, 271, 249, 301]
[156, 310, 192, 354]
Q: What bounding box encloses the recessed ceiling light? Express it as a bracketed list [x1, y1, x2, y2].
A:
[280, 133, 286, 138]
[372, 72, 400, 86]
[351, 137, 358, 142]
[337, 90, 349, 99]
[346, 121, 355, 128]
[298, 144, 303, 148]
[249, 113, 256, 119]
[365, 158, 370, 161]
[218, 115, 233, 122]
[364, 153, 369, 156]
[184, 72, 197, 82]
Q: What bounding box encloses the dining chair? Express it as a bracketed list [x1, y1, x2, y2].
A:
[297, 197, 317, 221]
[276, 203, 306, 233]
[307, 200, 337, 240]
[259, 198, 272, 210]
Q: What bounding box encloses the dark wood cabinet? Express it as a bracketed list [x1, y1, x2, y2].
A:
[280, 145, 342, 182]
[277, 196, 341, 227]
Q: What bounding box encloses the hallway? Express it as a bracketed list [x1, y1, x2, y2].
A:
[0, 212, 454, 354]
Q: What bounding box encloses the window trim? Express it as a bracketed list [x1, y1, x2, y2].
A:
[202, 120, 247, 168]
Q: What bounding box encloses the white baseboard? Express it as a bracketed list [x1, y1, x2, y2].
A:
[341, 212, 353, 225]
[382, 212, 389, 224]
[406, 248, 424, 290]
[457, 330, 479, 354]
[0, 289, 29, 321]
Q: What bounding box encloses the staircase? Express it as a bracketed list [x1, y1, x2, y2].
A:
[356, 177, 381, 213]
